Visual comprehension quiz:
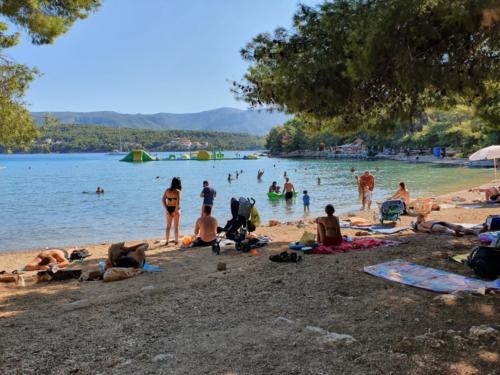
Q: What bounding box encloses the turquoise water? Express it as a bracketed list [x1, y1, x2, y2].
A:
[0, 152, 493, 252]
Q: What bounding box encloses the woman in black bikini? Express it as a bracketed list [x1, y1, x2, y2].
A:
[162, 177, 182, 245]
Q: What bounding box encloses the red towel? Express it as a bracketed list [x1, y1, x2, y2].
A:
[312, 238, 398, 254]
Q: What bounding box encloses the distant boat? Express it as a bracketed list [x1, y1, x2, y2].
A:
[107, 128, 127, 155]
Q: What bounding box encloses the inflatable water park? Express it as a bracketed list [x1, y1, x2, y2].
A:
[120, 149, 260, 163]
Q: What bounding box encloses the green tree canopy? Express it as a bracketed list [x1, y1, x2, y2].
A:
[0, 0, 100, 147]
[235, 0, 500, 134]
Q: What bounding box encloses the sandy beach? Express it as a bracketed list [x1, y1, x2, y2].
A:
[1, 181, 499, 374]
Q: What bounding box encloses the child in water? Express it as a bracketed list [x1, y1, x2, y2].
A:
[303, 190, 310, 213]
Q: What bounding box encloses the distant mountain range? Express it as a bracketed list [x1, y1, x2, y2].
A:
[31, 107, 289, 136]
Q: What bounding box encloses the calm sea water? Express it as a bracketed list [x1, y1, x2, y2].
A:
[0, 152, 493, 252]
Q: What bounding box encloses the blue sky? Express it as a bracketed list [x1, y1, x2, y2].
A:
[7, 0, 317, 114]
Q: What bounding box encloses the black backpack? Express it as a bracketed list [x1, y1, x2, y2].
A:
[467, 246, 500, 279]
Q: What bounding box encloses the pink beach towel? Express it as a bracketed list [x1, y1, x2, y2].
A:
[312, 238, 399, 254]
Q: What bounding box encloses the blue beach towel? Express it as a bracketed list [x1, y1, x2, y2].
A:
[99, 260, 161, 272]
[364, 259, 500, 294]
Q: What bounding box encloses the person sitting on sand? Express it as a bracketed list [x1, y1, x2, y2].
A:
[106, 242, 148, 269]
[316, 204, 342, 246]
[472, 186, 500, 202]
[24, 249, 70, 271]
[388, 182, 411, 212]
[192, 205, 218, 247]
[269, 181, 278, 193]
[414, 214, 479, 236]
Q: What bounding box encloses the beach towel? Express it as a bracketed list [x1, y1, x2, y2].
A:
[479, 231, 500, 245]
[339, 224, 408, 234]
[311, 238, 400, 254]
[98, 261, 161, 272]
[364, 259, 500, 294]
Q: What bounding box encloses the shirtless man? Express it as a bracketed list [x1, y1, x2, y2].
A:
[415, 214, 478, 236]
[283, 177, 295, 201]
[193, 205, 218, 247]
[316, 205, 343, 246]
[358, 171, 375, 210]
[24, 249, 70, 271]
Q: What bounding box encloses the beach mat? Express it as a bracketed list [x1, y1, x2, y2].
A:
[312, 238, 400, 254]
[98, 261, 161, 272]
[364, 260, 500, 294]
[340, 224, 408, 234]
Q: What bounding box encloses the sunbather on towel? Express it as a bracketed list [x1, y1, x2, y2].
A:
[24, 249, 70, 271]
[471, 186, 500, 202]
[106, 242, 148, 269]
[415, 214, 479, 236]
[316, 204, 343, 246]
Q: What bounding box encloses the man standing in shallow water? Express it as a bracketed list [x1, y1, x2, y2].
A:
[284, 177, 295, 201]
[200, 180, 216, 213]
[359, 171, 375, 210]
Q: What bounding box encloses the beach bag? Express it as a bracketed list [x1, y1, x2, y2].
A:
[486, 215, 500, 231]
[299, 231, 316, 245]
[467, 246, 500, 279]
[250, 206, 261, 228]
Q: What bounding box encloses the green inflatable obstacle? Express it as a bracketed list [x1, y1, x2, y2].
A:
[121, 149, 156, 162]
[267, 192, 298, 200]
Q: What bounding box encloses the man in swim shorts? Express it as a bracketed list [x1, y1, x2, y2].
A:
[192, 205, 218, 247]
[24, 249, 70, 271]
[415, 214, 479, 236]
[283, 177, 295, 201]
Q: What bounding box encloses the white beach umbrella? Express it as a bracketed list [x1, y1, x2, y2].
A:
[469, 145, 500, 178]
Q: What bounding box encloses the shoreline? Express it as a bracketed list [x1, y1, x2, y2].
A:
[270, 151, 495, 168]
[0, 179, 495, 259]
[0, 179, 491, 256]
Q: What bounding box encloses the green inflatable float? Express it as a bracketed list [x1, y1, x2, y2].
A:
[267, 192, 298, 200]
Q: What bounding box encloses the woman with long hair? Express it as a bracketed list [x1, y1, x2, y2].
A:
[162, 177, 182, 245]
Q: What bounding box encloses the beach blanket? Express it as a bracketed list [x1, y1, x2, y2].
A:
[312, 238, 400, 254]
[340, 224, 408, 234]
[364, 260, 500, 294]
[98, 261, 161, 272]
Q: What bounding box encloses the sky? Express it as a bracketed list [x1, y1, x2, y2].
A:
[7, 0, 318, 114]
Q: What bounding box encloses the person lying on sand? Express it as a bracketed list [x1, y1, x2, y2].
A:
[24, 249, 70, 271]
[471, 186, 500, 202]
[415, 214, 479, 236]
[106, 242, 148, 269]
[192, 205, 218, 247]
[316, 204, 343, 246]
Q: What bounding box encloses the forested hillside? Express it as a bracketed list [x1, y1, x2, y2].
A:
[4, 124, 264, 153]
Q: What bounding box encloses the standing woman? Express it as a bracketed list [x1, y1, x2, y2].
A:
[162, 177, 182, 245]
